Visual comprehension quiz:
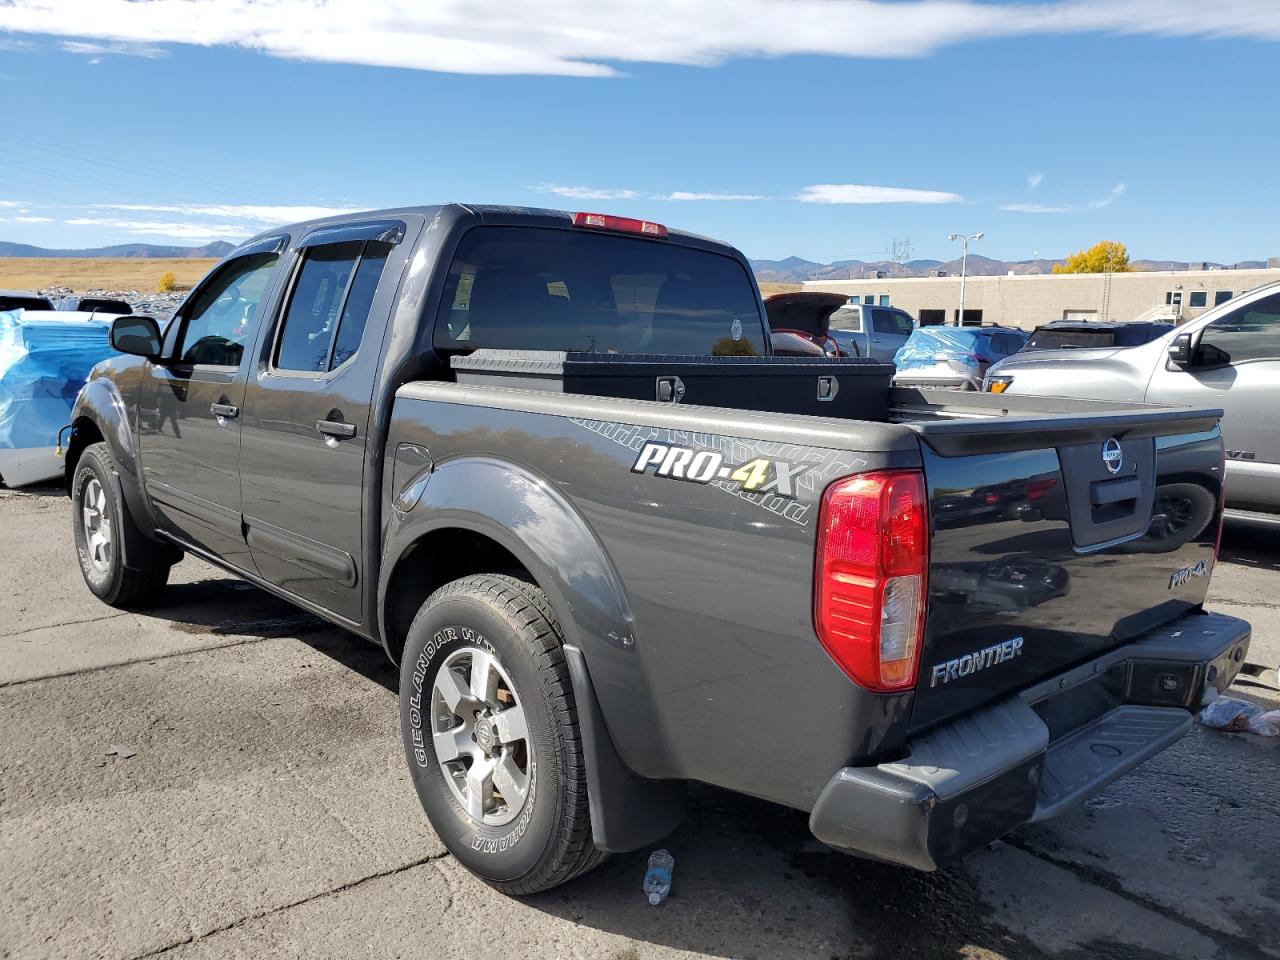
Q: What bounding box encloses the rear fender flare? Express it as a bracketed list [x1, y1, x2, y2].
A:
[380, 456, 638, 653]
[378, 455, 674, 783]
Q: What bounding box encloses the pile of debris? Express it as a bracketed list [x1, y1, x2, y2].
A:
[37, 286, 186, 319]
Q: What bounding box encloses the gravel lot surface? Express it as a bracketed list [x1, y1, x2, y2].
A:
[1, 483, 1277, 960]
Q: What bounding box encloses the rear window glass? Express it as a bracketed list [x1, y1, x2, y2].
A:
[828, 306, 862, 332]
[0, 295, 54, 312]
[434, 227, 766, 356]
[986, 331, 1028, 356]
[1025, 329, 1116, 350]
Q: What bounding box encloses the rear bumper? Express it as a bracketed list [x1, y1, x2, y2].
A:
[808, 611, 1250, 871]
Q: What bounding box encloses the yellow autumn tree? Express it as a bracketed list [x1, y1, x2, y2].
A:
[1052, 240, 1132, 274]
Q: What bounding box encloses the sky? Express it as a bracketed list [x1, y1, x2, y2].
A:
[0, 0, 1277, 264]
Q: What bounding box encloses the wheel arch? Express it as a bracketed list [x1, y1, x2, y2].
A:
[378, 456, 637, 668]
[379, 456, 683, 851]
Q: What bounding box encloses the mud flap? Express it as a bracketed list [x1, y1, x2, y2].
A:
[563, 645, 685, 852]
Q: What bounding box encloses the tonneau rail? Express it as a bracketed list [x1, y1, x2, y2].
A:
[889, 387, 1222, 456]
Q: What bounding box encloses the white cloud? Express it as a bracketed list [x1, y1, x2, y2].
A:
[1090, 182, 1127, 208]
[14, 215, 54, 223]
[1, 1, 1278, 77]
[662, 191, 767, 201]
[0, 200, 24, 208]
[92, 202, 360, 222]
[534, 184, 643, 200]
[60, 39, 165, 58]
[1027, 173, 1044, 190]
[797, 184, 963, 205]
[1000, 202, 1076, 214]
[65, 217, 254, 242]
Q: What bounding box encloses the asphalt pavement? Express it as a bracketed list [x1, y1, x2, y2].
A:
[1, 483, 1277, 960]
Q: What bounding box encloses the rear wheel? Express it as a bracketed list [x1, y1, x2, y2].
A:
[71, 443, 171, 608]
[399, 574, 605, 895]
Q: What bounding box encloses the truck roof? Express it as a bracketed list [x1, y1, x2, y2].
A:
[229, 203, 740, 261]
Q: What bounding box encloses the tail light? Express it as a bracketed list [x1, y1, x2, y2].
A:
[815, 471, 929, 692]
[572, 212, 668, 238]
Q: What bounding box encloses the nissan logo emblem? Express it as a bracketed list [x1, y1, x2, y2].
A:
[1102, 437, 1124, 475]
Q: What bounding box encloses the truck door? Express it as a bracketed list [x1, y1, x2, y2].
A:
[238, 222, 406, 623]
[870, 307, 914, 362]
[137, 241, 286, 568]
[1146, 290, 1280, 511]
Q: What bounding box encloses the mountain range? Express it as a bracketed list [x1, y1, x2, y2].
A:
[750, 254, 1268, 283]
[0, 240, 236, 259]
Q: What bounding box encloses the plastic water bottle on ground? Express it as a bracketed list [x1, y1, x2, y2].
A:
[643, 849, 674, 905]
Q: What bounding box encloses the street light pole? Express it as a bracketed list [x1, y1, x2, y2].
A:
[947, 232, 984, 325]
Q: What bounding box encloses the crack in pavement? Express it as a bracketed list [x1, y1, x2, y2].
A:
[124, 852, 452, 959]
[1210, 597, 1280, 611]
[0, 634, 283, 689]
[0, 611, 129, 640]
[1005, 837, 1275, 960]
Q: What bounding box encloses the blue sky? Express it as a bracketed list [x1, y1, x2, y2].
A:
[0, 0, 1277, 263]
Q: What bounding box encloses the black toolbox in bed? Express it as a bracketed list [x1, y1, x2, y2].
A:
[450, 350, 895, 421]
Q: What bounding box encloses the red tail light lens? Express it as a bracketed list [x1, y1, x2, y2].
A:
[571, 212, 668, 238]
[815, 471, 929, 692]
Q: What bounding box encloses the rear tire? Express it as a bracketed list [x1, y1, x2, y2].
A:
[71, 443, 170, 608]
[1130, 482, 1217, 552]
[399, 574, 606, 895]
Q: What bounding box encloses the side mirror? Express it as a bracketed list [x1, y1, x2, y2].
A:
[110, 315, 163, 360]
[1167, 332, 1194, 368]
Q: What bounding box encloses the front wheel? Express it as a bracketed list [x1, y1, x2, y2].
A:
[399, 574, 605, 895]
[71, 443, 170, 608]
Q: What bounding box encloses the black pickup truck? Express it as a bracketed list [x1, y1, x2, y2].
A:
[66, 205, 1249, 895]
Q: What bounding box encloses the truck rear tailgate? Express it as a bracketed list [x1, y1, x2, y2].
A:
[894, 389, 1226, 731]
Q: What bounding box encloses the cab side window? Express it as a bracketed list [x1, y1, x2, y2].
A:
[177, 252, 279, 367]
[275, 240, 391, 373]
[872, 308, 914, 336]
[1199, 293, 1280, 366]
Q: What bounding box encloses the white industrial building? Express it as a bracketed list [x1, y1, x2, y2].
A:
[802, 265, 1280, 329]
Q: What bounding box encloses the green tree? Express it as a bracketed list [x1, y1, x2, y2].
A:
[1052, 240, 1132, 274]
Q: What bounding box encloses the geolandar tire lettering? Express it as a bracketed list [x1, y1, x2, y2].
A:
[398, 574, 605, 895]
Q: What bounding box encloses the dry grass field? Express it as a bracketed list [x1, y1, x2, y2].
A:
[0, 258, 217, 294]
[3, 257, 802, 298]
[757, 281, 802, 296]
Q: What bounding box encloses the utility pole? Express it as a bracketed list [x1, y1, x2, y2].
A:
[947, 232, 984, 325]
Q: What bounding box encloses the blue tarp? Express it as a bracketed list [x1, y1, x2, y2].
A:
[0, 310, 115, 451]
[894, 326, 1028, 370]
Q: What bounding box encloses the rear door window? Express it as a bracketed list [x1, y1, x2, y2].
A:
[274, 240, 391, 372]
[435, 226, 766, 356]
[872, 308, 914, 336]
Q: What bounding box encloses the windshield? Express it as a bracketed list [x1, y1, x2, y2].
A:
[435, 226, 767, 356]
[1023, 328, 1116, 350]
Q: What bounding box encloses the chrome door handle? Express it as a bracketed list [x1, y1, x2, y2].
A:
[316, 419, 356, 439]
[210, 402, 239, 419]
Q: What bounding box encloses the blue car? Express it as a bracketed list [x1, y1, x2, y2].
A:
[892, 325, 1029, 390]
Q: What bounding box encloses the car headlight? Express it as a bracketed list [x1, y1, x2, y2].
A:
[987, 376, 1014, 394]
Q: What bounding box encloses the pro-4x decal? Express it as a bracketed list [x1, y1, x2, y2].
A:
[631, 442, 805, 498]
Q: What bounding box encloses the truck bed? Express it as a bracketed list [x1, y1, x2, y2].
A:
[387, 376, 1226, 810]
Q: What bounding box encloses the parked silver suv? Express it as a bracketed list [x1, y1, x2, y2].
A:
[985, 281, 1280, 525]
